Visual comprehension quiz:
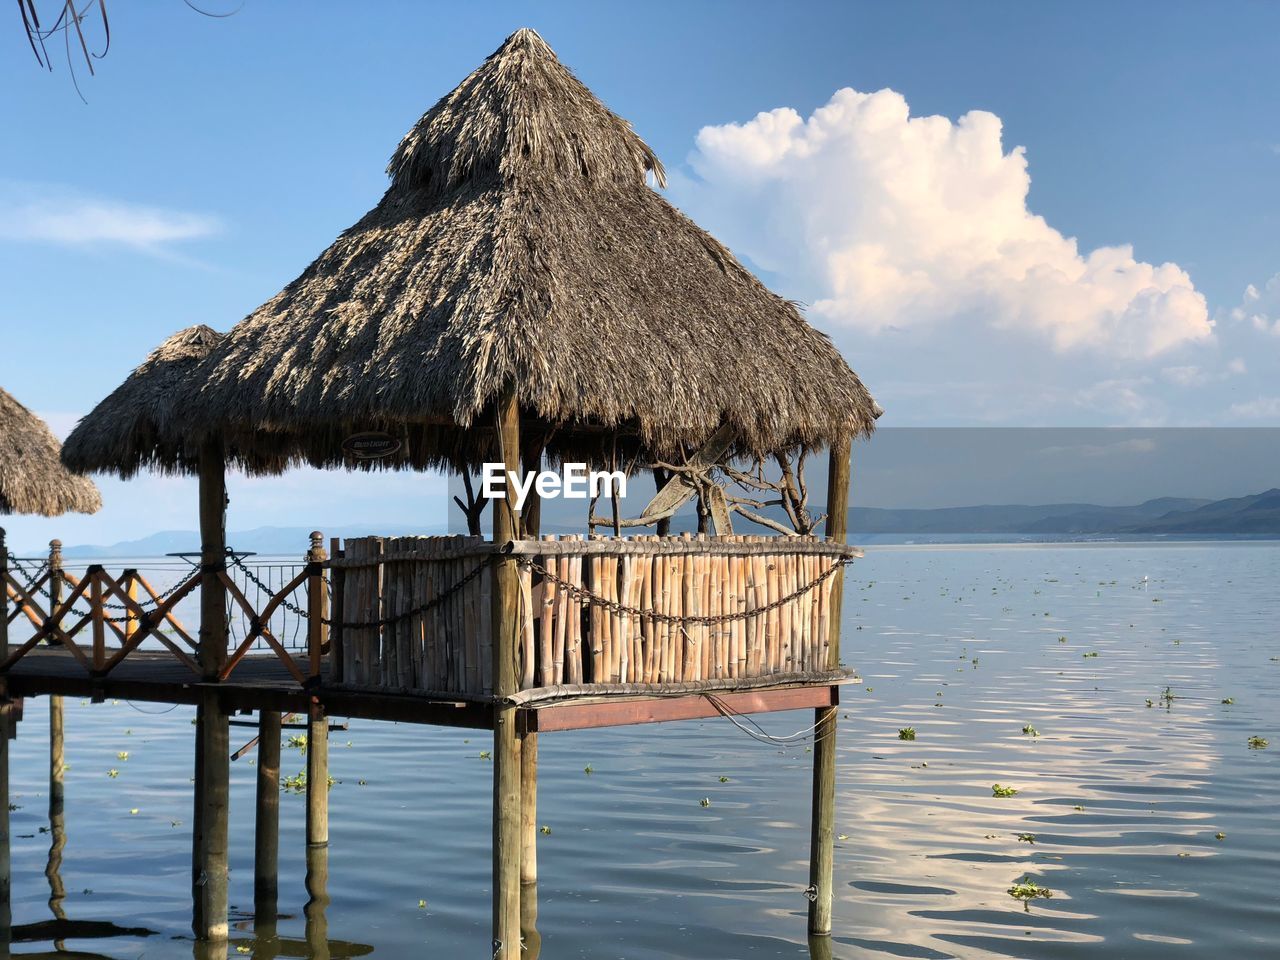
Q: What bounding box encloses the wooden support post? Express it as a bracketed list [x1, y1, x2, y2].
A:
[192, 439, 230, 943]
[306, 699, 329, 849]
[491, 388, 523, 958]
[520, 731, 538, 886]
[254, 710, 281, 922]
[1, 526, 10, 952]
[43, 537, 68, 939]
[0, 694, 9, 957]
[808, 433, 850, 937]
[47, 689, 68, 930]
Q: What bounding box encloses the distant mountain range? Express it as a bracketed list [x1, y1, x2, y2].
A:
[52, 489, 1280, 556]
[849, 489, 1280, 535]
[61, 523, 447, 558]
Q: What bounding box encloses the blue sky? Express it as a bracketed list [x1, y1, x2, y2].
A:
[3, 1, 1279, 548]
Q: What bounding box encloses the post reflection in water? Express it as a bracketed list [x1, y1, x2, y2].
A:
[521, 881, 540, 960]
[46, 695, 67, 951]
[807, 934, 834, 960]
[304, 844, 330, 960]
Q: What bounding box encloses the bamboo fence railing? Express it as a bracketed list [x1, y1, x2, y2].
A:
[330, 534, 857, 697]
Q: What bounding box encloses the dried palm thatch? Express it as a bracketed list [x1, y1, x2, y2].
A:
[184, 27, 877, 473]
[0, 386, 101, 516]
[61, 325, 237, 478]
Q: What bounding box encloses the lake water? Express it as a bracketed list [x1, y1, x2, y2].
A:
[5, 542, 1278, 958]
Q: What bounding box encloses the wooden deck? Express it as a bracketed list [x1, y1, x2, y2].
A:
[3, 648, 841, 732]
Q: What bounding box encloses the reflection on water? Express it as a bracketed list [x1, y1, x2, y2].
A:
[3, 543, 1278, 958]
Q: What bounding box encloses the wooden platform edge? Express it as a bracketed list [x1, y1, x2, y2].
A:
[518, 683, 841, 734]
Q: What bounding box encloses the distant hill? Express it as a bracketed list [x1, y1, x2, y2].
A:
[1125, 489, 1280, 534]
[850, 491, 1279, 536]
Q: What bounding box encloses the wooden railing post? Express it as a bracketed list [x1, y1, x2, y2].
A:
[491, 387, 523, 958]
[307, 532, 328, 681]
[89, 566, 105, 673]
[48, 539, 63, 647]
[254, 709, 281, 926]
[808, 432, 851, 937]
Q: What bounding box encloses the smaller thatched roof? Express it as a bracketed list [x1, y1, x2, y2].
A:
[62, 325, 229, 479]
[0, 387, 101, 516]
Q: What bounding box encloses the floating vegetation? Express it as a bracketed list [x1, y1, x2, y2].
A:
[898, 727, 917, 741]
[107, 769, 119, 779]
[1073, 804, 1085, 811]
[1057, 636, 1067, 643]
[237, 945, 252, 955]
[478, 750, 492, 761]
[838, 833, 849, 840]
[1022, 725, 1040, 737]
[1007, 877, 1053, 909]
[699, 797, 711, 807]
[281, 771, 338, 794]
[718, 776, 730, 783]
[992, 783, 1019, 798]
[116, 751, 129, 761]
[1145, 699, 1154, 708]
[287, 735, 308, 751]
[584, 763, 594, 774]
[1082, 651, 1098, 658]
[540, 825, 552, 835]
[1161, 687, 1176, 704]
[1247, 736, 1269, 749]
[129, 808, 139, 815]
[418, 899, 428, 909]
[1016, 833, 1037, 844]
[1222, 698, 1235, 705]
[1215, 832, 1226, 841]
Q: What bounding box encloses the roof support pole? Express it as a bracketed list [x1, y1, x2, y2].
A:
[808, 432, 851, 937]
[518, 429, 542, 947]
[491, 387, 523, 959]
[192, 439, 230, 942]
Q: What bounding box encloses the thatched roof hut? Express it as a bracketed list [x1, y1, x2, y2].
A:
[62, 325, 229, 479]
[0, 387, 101, 516]
[185, 27, 876, 473]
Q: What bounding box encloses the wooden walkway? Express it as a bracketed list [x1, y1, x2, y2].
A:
[4, 648, 840, 732]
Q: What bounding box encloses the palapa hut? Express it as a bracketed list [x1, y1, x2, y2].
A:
[33, 28, 878, 954]
[0, 387, 100, 517]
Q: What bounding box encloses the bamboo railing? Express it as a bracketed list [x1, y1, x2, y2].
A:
[329, 534, 858, 697]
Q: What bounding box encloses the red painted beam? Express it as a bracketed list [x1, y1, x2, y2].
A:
[520, 684, 840, 734]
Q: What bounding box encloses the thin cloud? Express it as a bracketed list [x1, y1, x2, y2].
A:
[0, 180, 221, 255]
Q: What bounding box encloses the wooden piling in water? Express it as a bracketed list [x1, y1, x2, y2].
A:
[254, 710, 281, 920]
[306, 701, 329, 848]
[491, 388, 523, 958]
[520, 731, 538, 887]
[192, 439, 230, 943]
[808, 432, 850, 937]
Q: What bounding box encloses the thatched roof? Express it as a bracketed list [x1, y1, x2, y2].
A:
[0, 387, 101, 516]
[62, 325, 228, 478]
[185, 27, 877, 472]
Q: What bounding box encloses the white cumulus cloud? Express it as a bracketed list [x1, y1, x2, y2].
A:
[682, 88, 1212, 360]
[0, 180, 220, 253]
